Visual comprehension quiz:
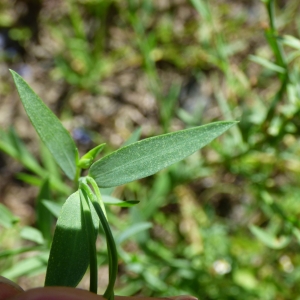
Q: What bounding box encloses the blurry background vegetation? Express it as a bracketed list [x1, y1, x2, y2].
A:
[1, 0, 300, 299]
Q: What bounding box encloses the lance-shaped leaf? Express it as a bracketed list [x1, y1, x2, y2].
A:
[89, 121, 237, 188]
[10, 70, 78, 180]
[249, 225, 290, 250]
[102, 195, 139, 207]
[45, 191, 98, 287]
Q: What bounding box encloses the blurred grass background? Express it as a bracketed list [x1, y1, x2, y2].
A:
[1, 0, 300, 299]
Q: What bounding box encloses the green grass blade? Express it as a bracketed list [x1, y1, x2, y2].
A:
[282, 35, 300, 51]
[40, 141, 62, 182]
[249, 225, 290, 250]
[249, 55, 286, 74]
[116, 222, 152, 244]
[20, 226, 44, 245]
[122, 127, 142, 147]
[0, 246, 45, 259]
[2, 252, 48, 280]
[0, 127, 44, 176]
[89, 121, 237, 188]
[42, 200, 62, 218]
[45, 191, 89, 287]
[1, 252, 49, 280]
[102, 195, 139, 207]
[10, 70, 78, 180]
[36, 178, 52, 242]
[0, 204, 19, 228]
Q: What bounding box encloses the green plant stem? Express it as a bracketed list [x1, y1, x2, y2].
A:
[92, 200, 117, 300]
[262, 0, 289, 132]
[265, 0, 286, 70]
[80, 179, 117, 300]
[87, 176, 107, 219]
[79, 188, 98, 294]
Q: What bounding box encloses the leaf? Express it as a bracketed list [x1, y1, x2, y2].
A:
[15, 173, 71, 195]
[10, 70, 78, 180]
[0, 127, 44, 176]
[89, 121, 237, 188]
[20, 226, 44, 245]
[143, 271, 168, 292]
[42, 200, 62, 218]
[45, 191, 89, 287]
[2, 252, 48, 280]
[78, 143, 105, 169]
[0, 204, 19, 228]
[292, 227, 300, 244]
[40, 141, 62, 182]
[79, 188, 100, 293]
[233, 269, 258, 291]
[0, 246, 44, 259]
[282, 35, 300, 50]
[122, 127, 142, 147]
[36, 178, 52, 242]
[100, 187, 115, 196]
[16, 173, 43, 186]
[116, 222, 152, 244]
[249, 55, 286, 74]
[102, 195, 140, 207]
[249, 225, 290, 249]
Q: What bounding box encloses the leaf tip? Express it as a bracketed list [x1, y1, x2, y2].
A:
[9, 69, 22, 84]
[9, 68, 17, 76]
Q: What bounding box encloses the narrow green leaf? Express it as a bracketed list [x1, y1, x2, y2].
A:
[15, 173, 72, 195]
[292, 227, 300, 244]
[10, 70, 78, 180]
[89, 121, 237, 188]
[8, 127, 44, 175]
[0, 204, 19, 228]
[40, 141, 62, 182]
[143, 271, 168, 292]
[39, 142, 73, 195]
[36, 178, 52, 242]
[0, 246, 45, 259]
[0, 128, 17, 157]
[16, 173, 43, 186]
[42, 200, 62, 218]
[100, 187, 115, 195]
[2, 252, 48, 280]
[115, 281, 143, 297]
[282, 35, 300, 50]
[20, 226, 44, 245]
[116, 222, 152, 244]
[249, 55, 286, 74]
[0, 127, 44, 176]
[249, 225, 290, 249]
[102, 195, 139, 207]
[122, 127, 142, 147]
[45, 191, 89, 287]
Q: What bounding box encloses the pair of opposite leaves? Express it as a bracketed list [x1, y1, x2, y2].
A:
[10, 69, 237, 288]
[10, 70, 237, 189]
